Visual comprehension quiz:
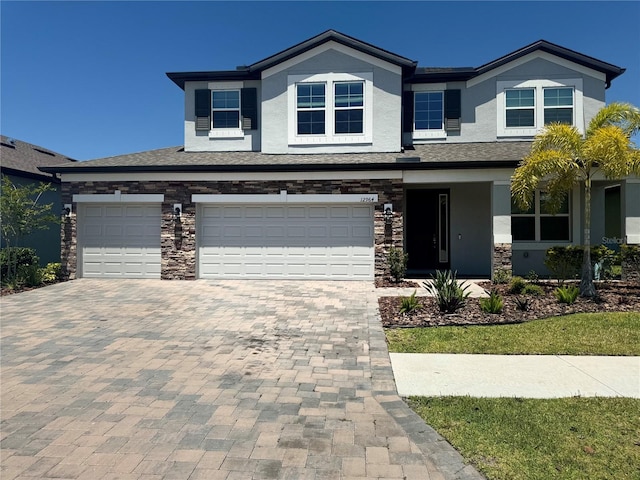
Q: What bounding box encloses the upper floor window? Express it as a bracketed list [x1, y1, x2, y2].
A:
[543, 87, 574, 125]
[497, 79, 583, 137]
[334, 82, 364, 134]
[297, 84, 326, 135]
[414, 91, 444, 131]
[288, 72, 373, 145]
[212, 90, 241, 129]
[505, 89, 534, 127]
[511, 191, 571, 242]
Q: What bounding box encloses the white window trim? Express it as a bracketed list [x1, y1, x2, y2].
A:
[497, 78, 583, 137]
[207, 81, 244, 139]
[287, 72, 373, 146]
[411, 83, 446, 140]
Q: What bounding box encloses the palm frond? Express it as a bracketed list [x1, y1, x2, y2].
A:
[531, 123, 582, 156]
[583, 125, 635, 178]
[586, 102, 640, 138]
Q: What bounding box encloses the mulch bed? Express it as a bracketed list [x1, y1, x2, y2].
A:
[379, 281, 640, 328]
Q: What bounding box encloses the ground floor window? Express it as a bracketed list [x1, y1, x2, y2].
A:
[511, 191, 570, 241]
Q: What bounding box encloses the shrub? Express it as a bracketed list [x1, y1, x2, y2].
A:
[18, 264, 43, 287]
[492, 268, 511, 285]
[425, 270, 471, 314]
[41, 263, 63, 283]
[514, 296, 530, 311]
[544, 245, 615, 282]
[525, 270, 539, 282]
[480, 292, 504, 314]
[0, 247, 40, 285]
[388, 246, 408, 282]
[399, 290, 420, 314]
[522, 283, 544, 296]
[508, 276, 526, 294]
[554, 285, 580, 304]
[621, 244, 640, 281]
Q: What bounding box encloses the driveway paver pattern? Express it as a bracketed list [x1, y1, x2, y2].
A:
[1, 279, 481, 480]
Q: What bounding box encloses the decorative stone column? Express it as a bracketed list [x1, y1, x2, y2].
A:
[161, 203, 196, 280]
[60, 212, 77, 280]
[622, 179, 640, 282]
[491, 181, 513, 279]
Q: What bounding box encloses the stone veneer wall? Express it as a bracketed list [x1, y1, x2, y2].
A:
[492, 243, 512, 279]
[60, 215, 77, 280]
[61, 178, 404, 280]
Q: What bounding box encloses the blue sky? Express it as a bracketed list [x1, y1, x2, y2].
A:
[1, 1, 639, 161]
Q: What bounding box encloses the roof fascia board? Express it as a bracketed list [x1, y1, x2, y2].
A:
[1, 167, 59, 184]
[262, 41, 403, 79]
[50, 160, 520, 176]
[166, 70, 258, 90]
[467, 50, 606, 88]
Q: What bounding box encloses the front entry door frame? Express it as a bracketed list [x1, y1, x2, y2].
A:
[405, 188, 451, 275]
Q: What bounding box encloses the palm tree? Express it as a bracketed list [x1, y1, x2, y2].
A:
[511, 102, 640, 297]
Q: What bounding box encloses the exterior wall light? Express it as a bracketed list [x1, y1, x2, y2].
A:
[62, 204, 72, 217]
[173, 203, 182, 220]
[383, 203, 393, 225]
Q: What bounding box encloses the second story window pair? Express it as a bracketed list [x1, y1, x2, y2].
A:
[505, 87, 574, 128]
[497, 79, 583, 137]
[296, 81, 364, 135]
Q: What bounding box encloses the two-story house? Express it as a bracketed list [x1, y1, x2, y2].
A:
[40, 30, 637, 281]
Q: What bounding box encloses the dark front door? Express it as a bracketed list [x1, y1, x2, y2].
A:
[406, 189, 450, 273]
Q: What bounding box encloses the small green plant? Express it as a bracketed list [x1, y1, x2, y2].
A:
[388, 246, 408, 283]
[480, 292, 504, 314]
[522, 283, 544, 296]
[40, 263, 63, 283]
[554, 285, 580, 304]
[18, 264, 43, 287]
[514, 296, 530, 311]
[399, 290, 420, 314]
[508, 276, 526, 294]
[525, 270, 539, 282]
[425, 270, 471, 314]
[621, 244, 640, 281]
[492, 268, 511, 285]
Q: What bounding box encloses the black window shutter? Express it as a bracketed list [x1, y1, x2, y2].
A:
[195, 89, 211, 131]
[241, 88, 258, 130]
[444, 90, 461, 119]
[403, 91, 414, 133]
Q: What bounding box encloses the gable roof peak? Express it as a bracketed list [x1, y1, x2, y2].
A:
[248, 29, 417, 73]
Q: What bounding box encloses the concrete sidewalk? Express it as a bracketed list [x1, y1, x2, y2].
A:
[390, 353, 640, 398]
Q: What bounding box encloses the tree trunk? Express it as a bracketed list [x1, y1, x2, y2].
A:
[580, 178, 596, 297]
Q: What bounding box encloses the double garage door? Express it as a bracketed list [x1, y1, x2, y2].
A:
[78, 202, 374, 279]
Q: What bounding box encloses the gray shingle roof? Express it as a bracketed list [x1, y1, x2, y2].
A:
[1, 135, 76, 181]
[39, 141, 533, 174]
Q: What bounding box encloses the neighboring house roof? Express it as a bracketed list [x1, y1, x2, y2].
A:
[39, 142, 532, 174]
[1, 135, 76, 182]
[167, 32, 625, 90]
[167, 29, 417, 89]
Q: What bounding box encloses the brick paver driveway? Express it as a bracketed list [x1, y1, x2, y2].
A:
[1, 279, 481, 480]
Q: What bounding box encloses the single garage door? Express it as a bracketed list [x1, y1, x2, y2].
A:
[198, 203, 374, 279]
[78, 203, 161, 278]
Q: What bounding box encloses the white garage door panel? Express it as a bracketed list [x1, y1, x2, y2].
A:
[198, 203, 374, 279]
[78, 204, 161, 278]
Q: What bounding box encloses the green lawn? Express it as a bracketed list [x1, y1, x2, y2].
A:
[385, 312, 640, 355]
[409, 396, 640, 480]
